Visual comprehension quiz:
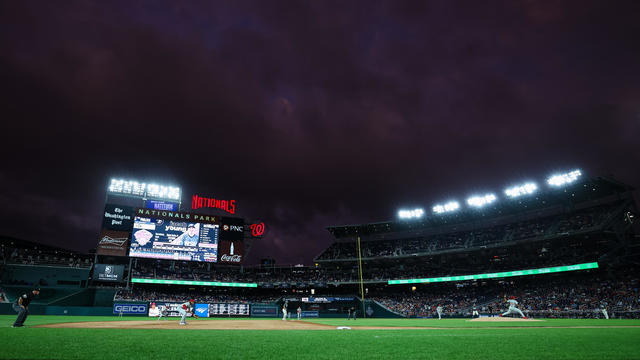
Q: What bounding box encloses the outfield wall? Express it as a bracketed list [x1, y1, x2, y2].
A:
[0, 298, 400, 318]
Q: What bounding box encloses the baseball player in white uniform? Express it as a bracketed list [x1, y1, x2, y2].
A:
[472, 305, 479, 318]
[157, 304, 170, 321]
[179, 299, 196, 325]
[500, 296, 527, 319]
[297, 306, 302, 320]
[282, 302, 288, 321]
[601, 303, 609, 319]
[436, 305, 443, 320]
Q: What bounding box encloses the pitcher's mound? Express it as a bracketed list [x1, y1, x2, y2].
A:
[470, 317, 543, 322]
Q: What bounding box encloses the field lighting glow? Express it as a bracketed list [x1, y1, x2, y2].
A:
[109, 178, 181, 201]
[388, 262, 598, 285]
[398, 208, 425, 219]
[504, 182, 537, 198]
[433, 201, 460, 214]
[467, 194, 497, 207]
[131, 278, 257, 288]
[547, 169, 582, 187]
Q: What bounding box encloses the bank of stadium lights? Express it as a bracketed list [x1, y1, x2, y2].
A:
[396, 169, 581, 216]
[146, 183, 181, 200]
[433, 201, 460, 214]
[398, 208, 425, 220]
[504, 183, 537, 198]
[467, 194, 497, 208]
[547, 169, 582, 187]
[108, 178, 181, 201]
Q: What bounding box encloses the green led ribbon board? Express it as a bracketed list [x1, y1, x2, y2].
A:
[131, 278, 258, 288]
[387, 262, 598, 285]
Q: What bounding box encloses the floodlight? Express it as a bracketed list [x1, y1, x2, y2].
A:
[547, 169, 582, 187]
[108, 178, 124, 193]
[433, 201, 459, 214]
[504, 183, 537, 198]
[167, 186, 181, 200]
[398, 208, 425, 219]
[467, 194, 497, 207]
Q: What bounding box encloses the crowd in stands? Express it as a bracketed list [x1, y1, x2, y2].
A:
[0, 238, 93, 268]
[317, 204, 618, 261]
[114, 287, 280, 304]
[373, 270, 640, 318]
[128, 234, 603, 286]
[115, 267, 640, 319]
[0, 288, 7, 303]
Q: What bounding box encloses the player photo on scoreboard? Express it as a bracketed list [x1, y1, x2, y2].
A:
[129, 216, 219, 262]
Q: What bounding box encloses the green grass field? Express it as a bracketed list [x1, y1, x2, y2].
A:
[1, 316, 639, 360]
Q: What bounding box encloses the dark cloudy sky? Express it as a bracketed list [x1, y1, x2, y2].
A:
[1, 1, 639, 265]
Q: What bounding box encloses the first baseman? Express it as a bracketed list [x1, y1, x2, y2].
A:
[472, 304, 479, 318]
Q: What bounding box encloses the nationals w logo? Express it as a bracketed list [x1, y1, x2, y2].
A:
[250, 222, 265, 237]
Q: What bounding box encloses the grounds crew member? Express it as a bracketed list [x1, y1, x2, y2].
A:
[13, 288, 40, 327]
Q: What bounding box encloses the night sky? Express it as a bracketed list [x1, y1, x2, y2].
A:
[1, 1, 639, 265]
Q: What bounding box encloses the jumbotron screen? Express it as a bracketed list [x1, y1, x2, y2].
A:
[129, 216, 219, 262]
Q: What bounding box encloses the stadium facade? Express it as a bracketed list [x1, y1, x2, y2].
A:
[0, 174, 638, 319]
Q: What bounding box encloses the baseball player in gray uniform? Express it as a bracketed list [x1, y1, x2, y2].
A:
[179, 299, 196, 325]
[500, 296, 527, 319]
[436, 305, 443, 320]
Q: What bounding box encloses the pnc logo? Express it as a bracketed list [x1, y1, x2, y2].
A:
[223, 224, 243, 232]
[250, 222, 265, 237]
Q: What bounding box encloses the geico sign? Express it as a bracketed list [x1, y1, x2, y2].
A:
[113, 304, 147, 314]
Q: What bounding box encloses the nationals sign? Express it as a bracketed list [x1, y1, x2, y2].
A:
[191, 194, 236, 214]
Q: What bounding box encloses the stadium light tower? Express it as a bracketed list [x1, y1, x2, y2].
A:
[433, 201, 460, 214]
[467, 193, 497, 208]
[547, 169, 582, 187]
[398, 208, 425, 220]
[504, 183, 537, 198]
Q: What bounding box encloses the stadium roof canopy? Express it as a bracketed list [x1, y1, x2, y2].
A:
[327, 176, 634, 239]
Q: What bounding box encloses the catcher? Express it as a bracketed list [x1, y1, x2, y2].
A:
[179, 299, 198, 325]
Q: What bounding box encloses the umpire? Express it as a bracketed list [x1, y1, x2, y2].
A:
[12, 288, 40, 327]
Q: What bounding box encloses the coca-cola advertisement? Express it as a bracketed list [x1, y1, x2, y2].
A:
[218, 240, 244, 264]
